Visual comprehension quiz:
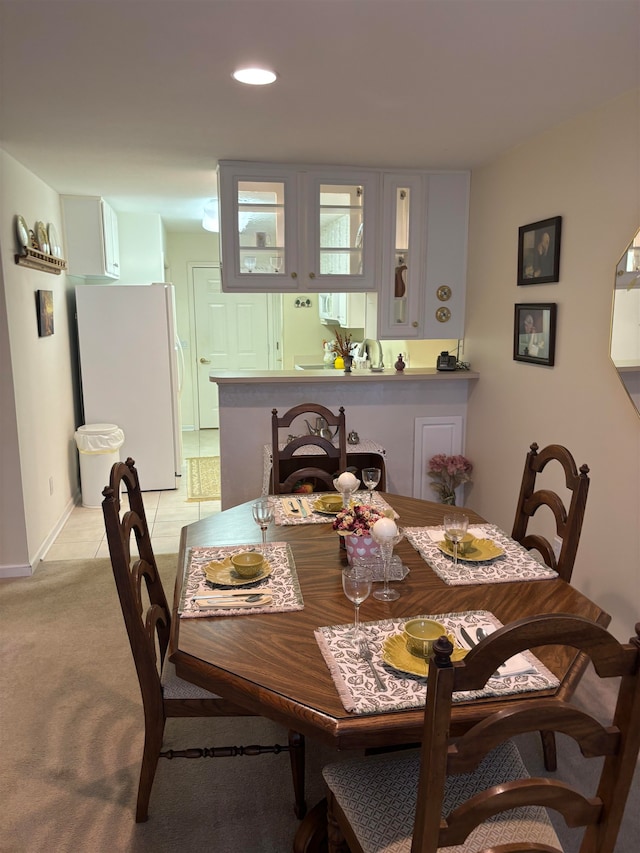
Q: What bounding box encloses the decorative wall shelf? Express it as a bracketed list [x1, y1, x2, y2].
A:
[15, 247, 67, 275]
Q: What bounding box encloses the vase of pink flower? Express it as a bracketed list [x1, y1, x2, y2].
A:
[427, 454, 473, 506]
[333, 504, 383, 564]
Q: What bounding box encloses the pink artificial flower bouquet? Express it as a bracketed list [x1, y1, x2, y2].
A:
[427, 454, 473, 505]
[332, 504, 383, 536]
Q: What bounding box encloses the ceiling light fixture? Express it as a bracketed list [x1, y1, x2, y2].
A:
[202, 199, 219, 232]
[232, 67, 278, 85]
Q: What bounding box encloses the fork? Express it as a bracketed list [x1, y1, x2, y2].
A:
[358, 640, 387, 692]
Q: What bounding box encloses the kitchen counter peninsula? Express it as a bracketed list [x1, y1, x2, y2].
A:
[209, 368, 479, 508]
[210, 367, 479, 384]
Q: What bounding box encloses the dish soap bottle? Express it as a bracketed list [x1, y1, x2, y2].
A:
[394, 354, 406, 372]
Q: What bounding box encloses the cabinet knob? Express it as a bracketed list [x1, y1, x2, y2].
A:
[200, 357, 211, 364]
[412, 321, 419, 328]
[291, 272, 298, 279]
[309, 272, 316, 279]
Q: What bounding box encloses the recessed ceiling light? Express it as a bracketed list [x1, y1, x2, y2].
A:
[232, 67, 278, 86]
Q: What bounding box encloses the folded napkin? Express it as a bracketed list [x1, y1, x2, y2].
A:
[425, 526, 486, 543]
[281, 496, 313, 517]
[315, 609, 558, 715]
[454, 621, 537, 677]
[178, 542, 304, 617]
[404, 523, 558, 586]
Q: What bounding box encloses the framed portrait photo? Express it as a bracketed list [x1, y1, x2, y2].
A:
[513, 303, 557, 366]
[517, 216, 562, 285]
[36, 289, 54, 337]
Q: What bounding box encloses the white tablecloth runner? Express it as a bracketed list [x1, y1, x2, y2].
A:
[178, 542, 303, 617]
[315, 609, 559, 715]
[403, 524, 558, 585]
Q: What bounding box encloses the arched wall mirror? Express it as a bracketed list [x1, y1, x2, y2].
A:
[610, 226, 640, 416]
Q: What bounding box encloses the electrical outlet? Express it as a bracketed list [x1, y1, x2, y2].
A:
[553, 535, 562, 560]
[49, 476, 54, 496]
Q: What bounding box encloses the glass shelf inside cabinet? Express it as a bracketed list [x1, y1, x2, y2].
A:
[237, 180, 285, 274]
[318, 184, 364, 277]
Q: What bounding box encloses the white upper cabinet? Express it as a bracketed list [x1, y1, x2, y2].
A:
[61, 195, 120, 279]
[218, 162, 470, 340]
[377, 171, 469, 340]
[217, 161, 378, 292]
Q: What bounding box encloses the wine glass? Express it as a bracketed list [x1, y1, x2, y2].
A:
[270, 255, 283, 273]
[361, 467, 381, 504]
[252, 498, 274, 548]
[372, 529, 403, 601]
[342, 564, 372, 642]
[244, 256, 257, 274]
[443, 513, 469, 568]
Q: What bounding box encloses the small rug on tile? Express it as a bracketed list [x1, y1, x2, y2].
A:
[186, 456, 221, 501]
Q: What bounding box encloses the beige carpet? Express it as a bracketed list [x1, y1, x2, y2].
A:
[0, 554, 344, 852]
[186, 456, 221, 501]
[1, 556, 638, 852]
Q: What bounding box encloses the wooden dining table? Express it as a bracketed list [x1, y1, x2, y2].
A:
[170, 492, 608, 744]
[169, 492, 609, 849]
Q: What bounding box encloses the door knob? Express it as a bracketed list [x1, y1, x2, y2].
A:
[200, 357, 211, 364]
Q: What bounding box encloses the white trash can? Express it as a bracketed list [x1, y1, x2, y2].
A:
[74, 423, 125, 508]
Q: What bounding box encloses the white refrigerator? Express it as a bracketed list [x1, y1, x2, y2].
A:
[75, 283, 183, 491]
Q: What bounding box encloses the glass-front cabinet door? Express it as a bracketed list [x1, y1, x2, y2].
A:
[218, 162, 378, 291]
[378, 173, 427, 338]
[218, 163, 300, 290]
[305, 171, 378, 290]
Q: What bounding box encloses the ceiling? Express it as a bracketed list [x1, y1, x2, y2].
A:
[1, 0, 638, 233]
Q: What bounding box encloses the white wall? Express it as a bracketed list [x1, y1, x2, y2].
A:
[0, 151, 79, 573]
[464, 89, 640, 640]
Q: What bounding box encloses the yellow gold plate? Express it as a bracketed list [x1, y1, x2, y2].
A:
[437, 537, 504, 562]
[313, 496, 347, 515]
[203, 557, 272, 587]
[382, 633, 467, 677]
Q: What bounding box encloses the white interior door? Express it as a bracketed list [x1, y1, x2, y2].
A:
[193, 266, 272, 428]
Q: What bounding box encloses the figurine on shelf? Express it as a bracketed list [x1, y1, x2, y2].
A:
[394, 354, 406, 372]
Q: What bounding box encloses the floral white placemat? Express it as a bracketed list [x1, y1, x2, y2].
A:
[273, 491, 397, 525]
[178, 542, 303, 618]
[403, 524, 558, 585]
[314, 609, 559, 715]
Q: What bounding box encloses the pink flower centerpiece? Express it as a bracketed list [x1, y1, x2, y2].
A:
[427, 454, 473, 506]
[333, 504, 383, 564]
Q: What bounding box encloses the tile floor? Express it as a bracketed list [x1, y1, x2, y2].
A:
[43, 430, 221, 561]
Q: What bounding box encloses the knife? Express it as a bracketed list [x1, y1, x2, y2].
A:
[459, 625, 502, 677]
[459, 626, 477, 649]
[296, 497, 308, 517]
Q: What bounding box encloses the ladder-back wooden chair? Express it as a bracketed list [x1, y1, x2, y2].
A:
[323, 613, 640, 853]
[271, 403, 347, 494]
[511, 442, 591, 772]
[102, 458, 305, 822]
[511, 442, 590, 584]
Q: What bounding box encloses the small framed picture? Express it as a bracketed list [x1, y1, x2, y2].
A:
[517, 216, 562, 285]
[513, 303, 557, 366]
[36, 289, 54, 337]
